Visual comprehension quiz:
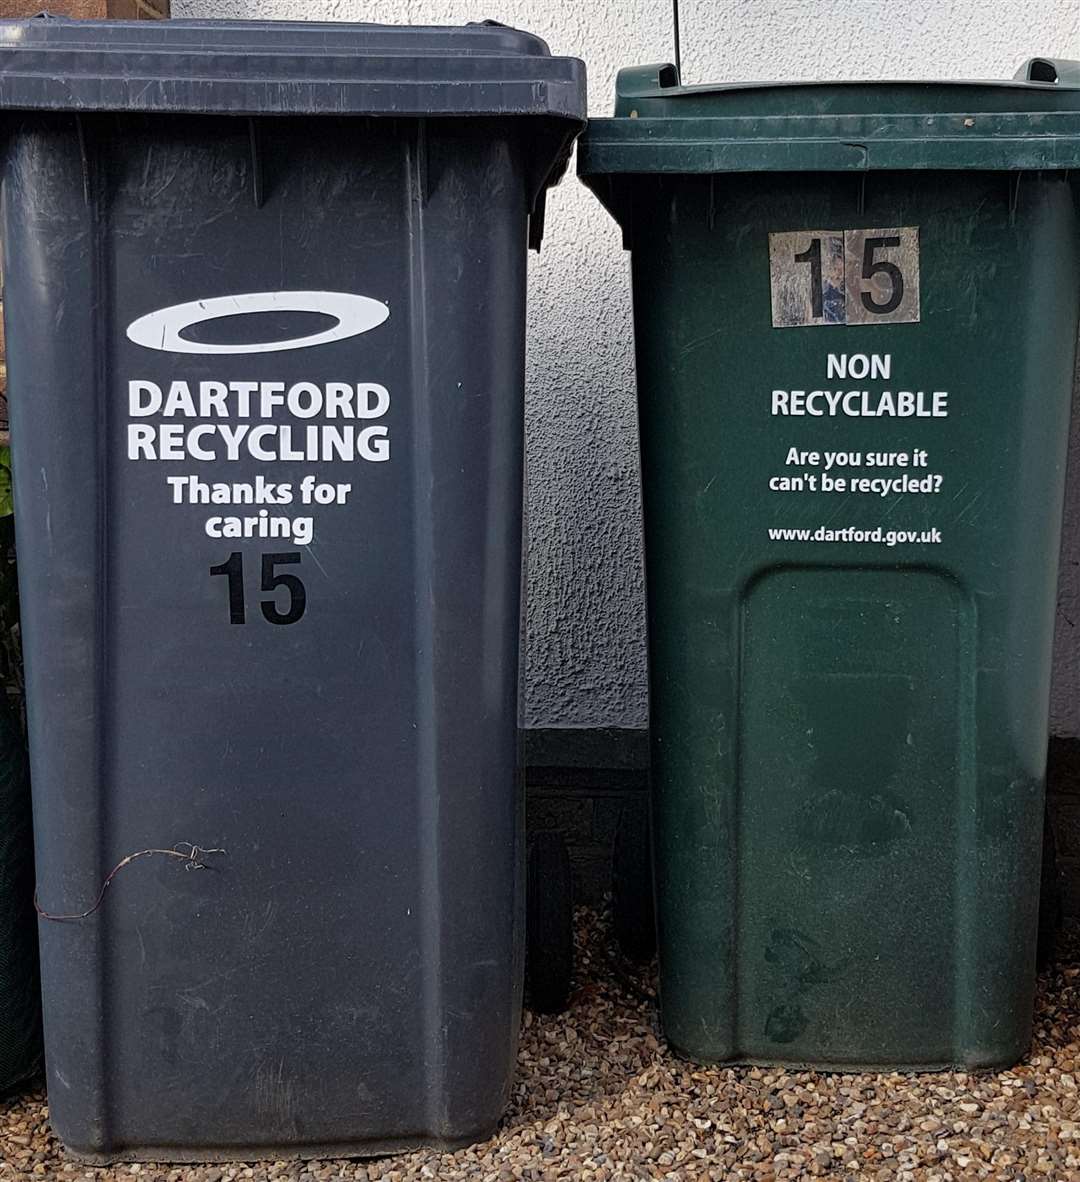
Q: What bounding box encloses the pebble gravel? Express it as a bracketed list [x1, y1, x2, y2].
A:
[1, 910, 1078, 1181]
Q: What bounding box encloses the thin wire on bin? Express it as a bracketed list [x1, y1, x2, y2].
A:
[34, 842, 227, 922]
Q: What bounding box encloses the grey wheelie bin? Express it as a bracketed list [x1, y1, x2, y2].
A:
[0, 16, 584, 1160]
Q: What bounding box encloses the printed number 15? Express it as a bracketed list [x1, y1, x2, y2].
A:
[210, 551, 306, 625]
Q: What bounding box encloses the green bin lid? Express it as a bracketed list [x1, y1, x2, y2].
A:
[578, 57, 1080, 180]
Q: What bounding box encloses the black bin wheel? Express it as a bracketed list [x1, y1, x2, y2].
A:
[612, 798, 657, 963]
[525, 830, 574, 1014]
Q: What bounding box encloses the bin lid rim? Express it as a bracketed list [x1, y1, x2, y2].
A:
[617, 75, 1078, 101]
[578, 112, 1080, 179]
[609, 58, 1080, 106]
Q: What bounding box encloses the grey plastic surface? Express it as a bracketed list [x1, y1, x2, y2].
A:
[0, 17, 584, 1162]
[0, 17, 585, 118]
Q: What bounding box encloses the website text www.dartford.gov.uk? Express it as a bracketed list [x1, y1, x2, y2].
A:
[768, 525, 943, 546]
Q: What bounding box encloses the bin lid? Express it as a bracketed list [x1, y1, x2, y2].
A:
[578, 58, 1080, 182]
[0, 15, 585, 121]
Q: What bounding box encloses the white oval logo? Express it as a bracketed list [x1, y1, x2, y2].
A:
[126, 290, 390, 355]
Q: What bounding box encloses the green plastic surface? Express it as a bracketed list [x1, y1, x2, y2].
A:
[579, 63, 1080, 1069]
[579, 60, 1080, 204]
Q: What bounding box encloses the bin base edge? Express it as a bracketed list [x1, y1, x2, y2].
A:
[662, 1041, 1030, 1075]
[56, 1128, 498, 1165]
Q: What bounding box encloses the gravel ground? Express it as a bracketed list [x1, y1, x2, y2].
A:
[2, 910, 1079, 1182]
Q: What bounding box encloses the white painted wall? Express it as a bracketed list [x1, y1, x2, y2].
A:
[176, 0, 1080, 735]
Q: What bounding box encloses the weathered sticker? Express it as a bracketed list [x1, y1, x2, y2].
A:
[843, 228, 920, 325]
[769, 227, 920, 328]
[769, 230, 845, 328]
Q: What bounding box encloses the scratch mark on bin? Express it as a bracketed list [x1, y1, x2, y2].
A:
[955, 488, 986, 525]
[253, 1056, 298, 1129]
[302, 542, 328, 580]
[242, 899, 276, 942]
[41, 468, 52, 550]
[679, 326, 726, 356]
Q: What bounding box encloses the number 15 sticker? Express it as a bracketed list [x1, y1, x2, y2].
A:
[769, 227, 919, 328]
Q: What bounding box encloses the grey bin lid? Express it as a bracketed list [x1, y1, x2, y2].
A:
[0, 15, 586, 120]
[0, 15, 586, 249]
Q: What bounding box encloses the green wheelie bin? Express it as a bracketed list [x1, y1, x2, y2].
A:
[579, 57, 1080, 1070]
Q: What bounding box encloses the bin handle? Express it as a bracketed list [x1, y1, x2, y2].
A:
[1015, 58, 1080, 85]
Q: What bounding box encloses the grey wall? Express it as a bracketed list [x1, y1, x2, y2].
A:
[175, 0, 1080, 734]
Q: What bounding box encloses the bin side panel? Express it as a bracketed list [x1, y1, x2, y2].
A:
[4, 117, 113, 1148]
[6, 113, 527, 1158]
[405, 118, 527, 1140]
[633, 169, 1078, 1069]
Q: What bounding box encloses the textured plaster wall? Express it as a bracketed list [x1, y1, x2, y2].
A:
[176, 0, 1080, 734]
